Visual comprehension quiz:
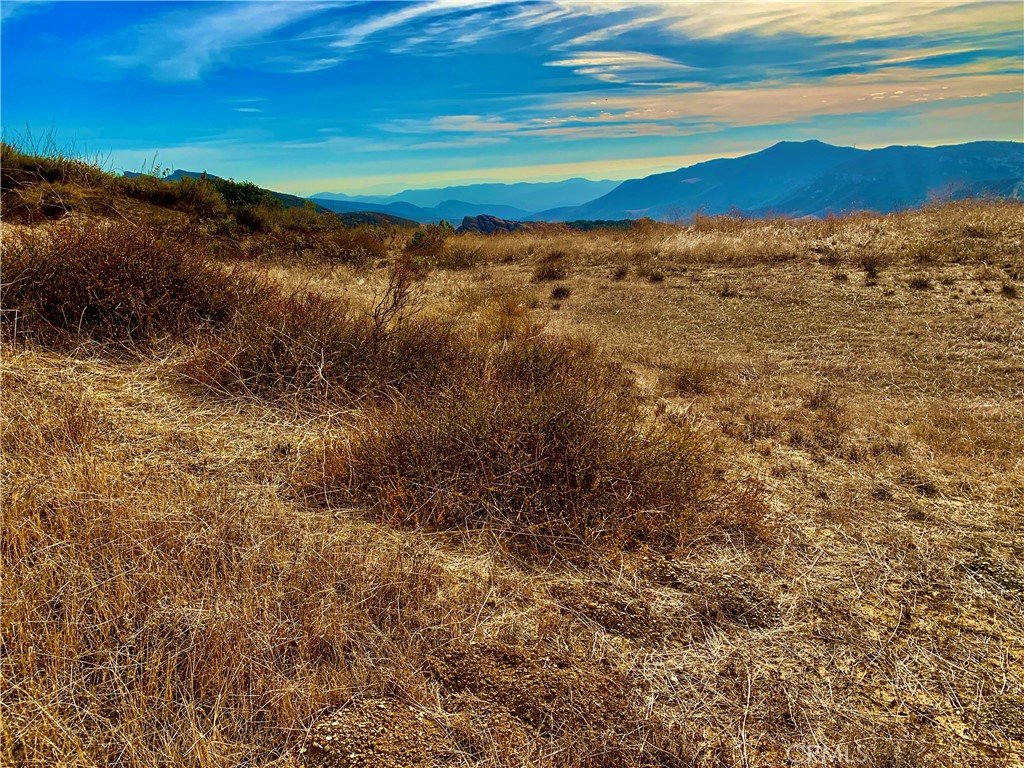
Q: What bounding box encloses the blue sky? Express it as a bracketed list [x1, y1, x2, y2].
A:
[2, 1, 1022, 194]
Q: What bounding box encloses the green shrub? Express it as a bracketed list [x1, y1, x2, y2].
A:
[208, 177, 280, 209]
[402, 221, 456, 271]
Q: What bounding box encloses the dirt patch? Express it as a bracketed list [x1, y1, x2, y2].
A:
[426, 640, 689, 766]
[637, 555, 782, 630]
[302, 698, 456, 768]
[550, 581, 666, 639]
[428, 640, 633, 734]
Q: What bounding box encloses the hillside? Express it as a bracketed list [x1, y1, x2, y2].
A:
[534, 140, 1024, 221]
[2, 145, 1023, 767]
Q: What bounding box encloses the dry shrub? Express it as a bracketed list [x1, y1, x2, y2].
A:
[329, 331, 715, 551]
[430, 238, 482, 270]
[1, 222, 250, 344]
[691, 212, 749, 233]
[117, 175, 227, 218]
[243, 226, 387, 267]
[186, 269, 467, 402]
[908, 274, 933, 290]
[0, 373, 478, 765]
[532, 251, 569, 282]
[0, 140, 111, 190]
[662, 355, 727, 395]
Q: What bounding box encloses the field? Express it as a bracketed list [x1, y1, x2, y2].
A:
[2, 154, 1022, 767]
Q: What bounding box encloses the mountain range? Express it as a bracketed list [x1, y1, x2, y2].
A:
[537, 140, 1023, 222]
[308, 178, 619, 224]
[128, 140, 1023, 226]
[318, 140, 1022, 223]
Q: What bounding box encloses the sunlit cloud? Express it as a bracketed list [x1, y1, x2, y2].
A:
[563, 1, 1023, 43]
[555, 70, 1022, 128]
[547, 50, 694, 83]
[382, 115, 523, 134]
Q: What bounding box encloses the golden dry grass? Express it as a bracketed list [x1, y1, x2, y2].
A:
[2, 199, 1023, 767]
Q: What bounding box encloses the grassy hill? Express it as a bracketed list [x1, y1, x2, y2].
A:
[2, 144, 1023, 767]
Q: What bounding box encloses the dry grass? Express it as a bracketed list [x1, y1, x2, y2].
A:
[2, 194, 1023, 767]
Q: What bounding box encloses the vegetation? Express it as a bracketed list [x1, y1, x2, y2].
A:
[2, 145, 1022, 767]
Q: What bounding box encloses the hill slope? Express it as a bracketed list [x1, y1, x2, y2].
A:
[534, 140, 1024, 221]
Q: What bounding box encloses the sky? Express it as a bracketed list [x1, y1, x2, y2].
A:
[1, 1, 1022, 195]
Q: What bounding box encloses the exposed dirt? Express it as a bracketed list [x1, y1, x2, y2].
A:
[303, 698, 456, 768]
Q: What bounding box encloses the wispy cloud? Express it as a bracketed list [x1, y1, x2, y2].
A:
[1, 0, 49, 23]
[659, 1, 1022, 43]
[329, 0, 497, 52]
[104, 2, 333, 80]
[547, 50, 693, 83]
[556, 69, 1022, 128]
[381, 115, 523, 134]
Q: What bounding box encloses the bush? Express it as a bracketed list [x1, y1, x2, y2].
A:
[662, 356, 726, 395]
[532, 261, 567, 282]
[551, 285, 572, 300]
[1, 140, 111, 190]
[244, 226, 387, 267]
[636, 265, 665, 283]
[118, 175, 227, 218]
[1, 222, 248, 344]
[860, 254, 886, 279]
[186, 268, 466, 401]
[209, 177, 280, 210]
[326, 334, 714, 551]
[908, 274, 932, 290]
[403, 222, 455, 270]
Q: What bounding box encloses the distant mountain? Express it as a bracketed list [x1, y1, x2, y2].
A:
[310, 196, 533, 224]
[124, 169, 210, 182]
[532, 140, 1023, 222]
[311, 178, 619, 217]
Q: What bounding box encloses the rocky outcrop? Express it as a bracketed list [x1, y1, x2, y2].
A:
[457, 215, 531, 234]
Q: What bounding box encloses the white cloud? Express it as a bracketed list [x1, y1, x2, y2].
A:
[1, 0, 49, 23]
[548, 50, 693, 82]
[381, 115, 524, 134]
[105, 2, 333, 81]
[329, 0, 496, 51]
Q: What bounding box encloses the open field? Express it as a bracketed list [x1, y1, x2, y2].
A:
[2, 161, 1022, 767]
